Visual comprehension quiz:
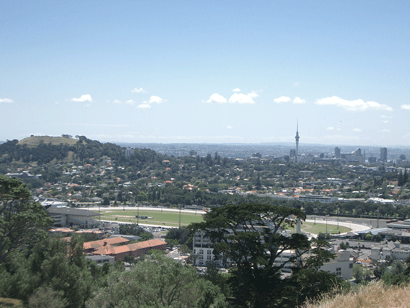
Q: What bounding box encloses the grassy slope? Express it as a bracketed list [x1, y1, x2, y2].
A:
[302, 280, 410, 308]
[18, 136, 78, 147]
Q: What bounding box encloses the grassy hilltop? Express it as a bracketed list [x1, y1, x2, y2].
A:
[18, 136, 78, 147]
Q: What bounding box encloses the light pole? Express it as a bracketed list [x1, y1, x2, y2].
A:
[337, 209, 339, 230]
[137, 201, 140, 226]
[179, 204, 182, 229]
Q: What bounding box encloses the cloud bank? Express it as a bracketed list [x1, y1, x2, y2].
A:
[293, 97, 306, 104]
[207, 93, 227, 103]
[316, 96, 392, 111]
[274, 96, 291, 103]
[0, 98, 13, 103]
[228, 93, 255, 104]
[132, 87, 146, 93]
[149, 96, 164, 104]
[71, 94, 92, 102]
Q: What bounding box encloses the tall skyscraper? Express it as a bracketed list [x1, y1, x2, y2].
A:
[335, 147, 341, 158]
[380, 147, 387, 162]
[295, 121, 300, 162]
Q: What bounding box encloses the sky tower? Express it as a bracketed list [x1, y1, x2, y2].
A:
[295, 121, 300, 162]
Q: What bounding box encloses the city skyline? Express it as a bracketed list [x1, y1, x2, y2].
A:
[1, 1, 410, 146]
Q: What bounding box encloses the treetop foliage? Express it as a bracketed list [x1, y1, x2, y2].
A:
[0, 176, 52, 263]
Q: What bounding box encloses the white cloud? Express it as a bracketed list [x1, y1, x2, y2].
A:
[229, 93, 255, 104]
[381, 129, 391, 133]
[247, 91, 258, 98]
[352, 128, 361, 132]
[137, 103, 151, 109]
[381, 115, 393, 118]
[401, 105, 410, 110]
[113, 99, 121, 104]
[207, 93, 227, 104]
[315, 96, 392, 111]
[0, 98, 13, 103]
[227, 126, 233, 129]
[274, 96, 291, 103]
[132, 87, 146, 93]
[326, 127, 334, 131]
[149, 96, 164, 104]
[233, 88, 241, 92]
[293, 97, 306, 104]
[84, 103, 91, 107]
[382, 120, 389, 124]
[294, 82, 300, 87]
[125, 99, 135, 105]
[71, 94, 92, 102]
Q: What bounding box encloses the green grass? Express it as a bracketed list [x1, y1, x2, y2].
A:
[100, 209, 204, 227]
[288, 222, 351, 234]
[101, 210, 351, 234]
[18, 136, 78, 147]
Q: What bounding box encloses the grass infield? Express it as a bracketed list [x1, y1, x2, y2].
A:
[100, 209, 204, 227]
[101, 209, 351, 233]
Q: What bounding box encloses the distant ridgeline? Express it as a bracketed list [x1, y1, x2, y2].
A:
[0, 135, 162, 165]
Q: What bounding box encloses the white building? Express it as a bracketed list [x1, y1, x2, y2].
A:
[298, 194, 338, 204]
[124, 148, 134, 158]
[47, 206, 101, 228]
[371, 241, 410, 261]
[193, 231, 225, 267]
[319, 250, 353, 280]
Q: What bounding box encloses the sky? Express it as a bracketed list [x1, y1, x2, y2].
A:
[1, 1, 410, 146]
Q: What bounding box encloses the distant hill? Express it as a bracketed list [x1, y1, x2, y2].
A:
[0, 135, 164, 166]
[18, 136, 78, 147]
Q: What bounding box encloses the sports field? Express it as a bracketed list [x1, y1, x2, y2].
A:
[100, 209, 351, 234]
[288, 222, 351, 234]
[100, 209, 204, 227]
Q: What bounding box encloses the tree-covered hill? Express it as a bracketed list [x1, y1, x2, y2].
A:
[0, 135, 164, 166]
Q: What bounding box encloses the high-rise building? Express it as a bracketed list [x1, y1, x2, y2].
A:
[334, 147, 341, 158]
[380, 147, 387, 162]
[295, 122, 300, 162]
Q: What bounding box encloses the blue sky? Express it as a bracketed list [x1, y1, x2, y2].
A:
[1, 1, 410, 146]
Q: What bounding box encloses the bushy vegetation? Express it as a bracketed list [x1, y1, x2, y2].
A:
[302, 280, 410, 308]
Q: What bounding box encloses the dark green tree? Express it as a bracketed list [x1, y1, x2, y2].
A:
[255, 172, 262, 190]
[86, 252, 227, 308]
[165, 227, 190, 245]
[398, 170, 404, 186]
[189, 203, 340, 308]
[0, 176, 52, 263]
